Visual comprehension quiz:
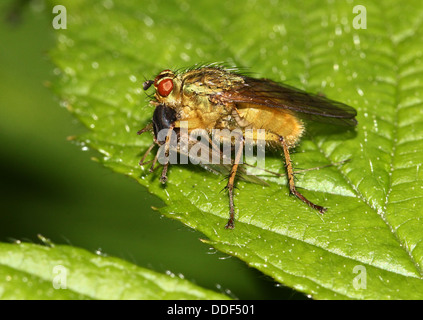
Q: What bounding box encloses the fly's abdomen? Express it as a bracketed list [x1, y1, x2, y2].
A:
[236, 104, 304, 147]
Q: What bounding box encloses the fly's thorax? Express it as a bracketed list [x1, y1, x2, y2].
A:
[176, 68, 241, 130]
[181, 81, 214, 113]
[178, 103, 231, 132]
[182, 67, 245, 90]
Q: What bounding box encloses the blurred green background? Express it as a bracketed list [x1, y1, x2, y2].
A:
[0, 1, 303, 299]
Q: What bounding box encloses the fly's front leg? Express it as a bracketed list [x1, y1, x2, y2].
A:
[139, 143, 155, 166]
[160, 124, 176, 184]
[280, 136, 326, 214]
[225, 135, 245, 229]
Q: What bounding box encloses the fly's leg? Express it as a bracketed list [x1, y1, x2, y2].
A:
[137, 122, 176, 183]
[139, 143, 155, 166]
[225, 136, 245, 229]
[137, 128, 160, 171]
[137, 123, 153, 135]
[149, 151, 159, 173]
[280, 136, 326, 214]
[137, 124, 156, 167]
[160, 125, 175, 184]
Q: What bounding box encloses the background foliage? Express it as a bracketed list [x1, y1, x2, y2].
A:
[1, 0, 423, 299]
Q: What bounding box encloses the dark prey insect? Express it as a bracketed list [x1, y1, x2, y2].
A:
[138, 65, 357, 229]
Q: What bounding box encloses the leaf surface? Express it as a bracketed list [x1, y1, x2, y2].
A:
[0, 242, 229, 299]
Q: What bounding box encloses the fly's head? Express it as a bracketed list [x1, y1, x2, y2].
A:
[143, 69, 181, 107]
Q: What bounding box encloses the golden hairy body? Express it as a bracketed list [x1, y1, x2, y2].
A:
[154, 67, 303, 148]
[141, 65, 357, 228]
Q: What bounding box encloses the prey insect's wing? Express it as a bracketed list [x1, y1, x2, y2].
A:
[177, 131, 268, 186]
[219, 76, 358, 126]
[201, 162, 269, 186]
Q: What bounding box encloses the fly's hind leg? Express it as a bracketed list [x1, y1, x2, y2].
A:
[279, 136, 326, 214]
[225, 135, 245, 229]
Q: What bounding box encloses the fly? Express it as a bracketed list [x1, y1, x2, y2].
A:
[138, 65, 357, 229]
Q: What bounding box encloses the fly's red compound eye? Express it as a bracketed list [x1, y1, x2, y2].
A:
[157, 78, 174, 97]
[154, 69, 172, 87]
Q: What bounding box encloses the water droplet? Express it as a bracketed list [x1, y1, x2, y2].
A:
[129, 75, 137, 83]
[143, 16, 154, 27]
[353, 34, 361, 46]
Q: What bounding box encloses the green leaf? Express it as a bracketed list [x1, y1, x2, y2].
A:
[0, 241, 229, 299]
[50, 0, 423, 299]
